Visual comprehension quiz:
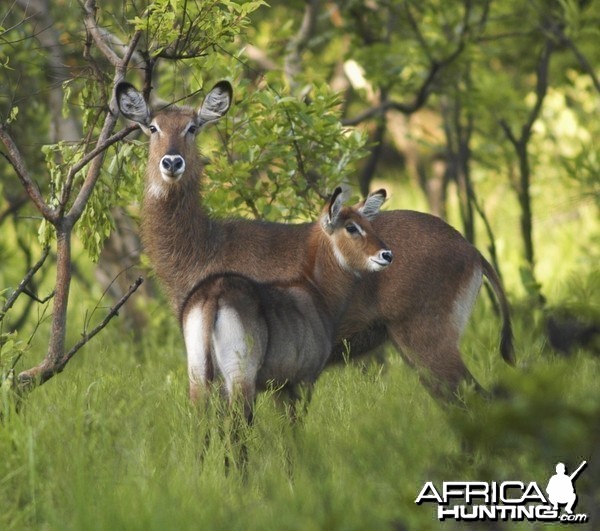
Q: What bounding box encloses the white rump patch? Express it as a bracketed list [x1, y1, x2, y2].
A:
[451, 269, 483, 337]
[183, 305, 208, 387]
[212, 306, 260, 397]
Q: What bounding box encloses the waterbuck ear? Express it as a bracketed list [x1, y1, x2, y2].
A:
[198, 81, 233, 126]
[116, 82, 151, 126]
[320, 186, 345, 232]
[358, 188, 387, 221]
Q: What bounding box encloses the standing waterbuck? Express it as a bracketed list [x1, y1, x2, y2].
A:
[182, 187, 392, 419]
[116, 79, 514, 400]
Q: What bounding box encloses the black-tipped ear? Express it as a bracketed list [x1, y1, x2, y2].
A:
[116, 82, 151, 126]
[359, 188, 387, 220]
[198, 81, 233, 126]
[320, 187, 344, 233]
[328, 186, 344, 222]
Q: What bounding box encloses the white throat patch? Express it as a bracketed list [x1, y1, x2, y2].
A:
[147, 180, 168, 200]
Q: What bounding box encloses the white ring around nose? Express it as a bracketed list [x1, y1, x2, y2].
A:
[160, 154, 185, 179]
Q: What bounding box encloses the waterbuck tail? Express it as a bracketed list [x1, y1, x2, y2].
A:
[481, 257, 515, 366]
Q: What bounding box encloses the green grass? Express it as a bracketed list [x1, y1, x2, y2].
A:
[1, 296, 599, 530]
[1, 175, 599, 530]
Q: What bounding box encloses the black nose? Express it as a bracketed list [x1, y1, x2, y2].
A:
[382, 250, 393, 264]
[161, 155, 184, 174]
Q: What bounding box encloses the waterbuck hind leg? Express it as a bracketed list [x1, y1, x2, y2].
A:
[386, 322, 482, 402]
[416, 347, 486, 404]
[210, 296, 266, 474]
[212, 300, 267, 423]
[182, 303, 214, 404]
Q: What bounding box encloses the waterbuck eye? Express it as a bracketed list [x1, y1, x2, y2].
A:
[187, 125, 198, 135]
[345, 223, 359, 235]
[148, 125, 158, 134]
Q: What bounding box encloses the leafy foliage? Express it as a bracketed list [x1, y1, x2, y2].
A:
[205, 80, 368, 220]
[128, 0, 266, 59]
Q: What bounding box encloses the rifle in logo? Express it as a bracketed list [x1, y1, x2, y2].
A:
[546, 461, 587, 515]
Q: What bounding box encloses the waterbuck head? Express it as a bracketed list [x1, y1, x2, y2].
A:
[116, 81, 232, 191]
[321, 187, 393, 274]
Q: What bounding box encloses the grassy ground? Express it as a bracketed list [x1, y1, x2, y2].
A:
[1, 293, 599, 530]
[1, 178, 599, 529]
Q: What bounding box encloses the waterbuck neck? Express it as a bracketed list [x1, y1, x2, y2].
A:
[141, 166, 215, 308]
[304, 226, 359, 319]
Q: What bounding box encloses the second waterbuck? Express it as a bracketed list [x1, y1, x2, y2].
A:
[116, 79, 514, 401]
[182, 187, 392, 419]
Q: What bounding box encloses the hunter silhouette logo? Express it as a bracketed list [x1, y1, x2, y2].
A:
[546, 461, 587, 515]
[415, 459, 589, 524]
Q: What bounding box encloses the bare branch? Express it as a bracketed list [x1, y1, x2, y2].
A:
[524, 39, 553, 139]
[82, 0, 143, 71]
[558, 32, 600, 93]
[342, 59, 444, 125]
[243, 44, 278, 72]
[499, 38, 554, 150]
[68, 0, 142, 223]
[21, 287, 55, 305]
[82, 0, 121, 67]
[61, 277, 144, 367]
[499, 119, 518, 148]
[284, 0, 320, 89]
[342, 1, 470, 126]
[0, 126, 57, 222]
[60, 124, 139, 215]
[17, 277, 144, 391]
[0, 193, 28, 225]
[0, 246, 51, 322]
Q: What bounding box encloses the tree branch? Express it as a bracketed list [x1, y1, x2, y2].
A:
[498, 38, 554, 279]
[59, 124, 139, 216]
[556, 31, 600, 93]
[284, 0, 320, 90]
[82, 0, 121, 67]
[68, 1, 142, 223]
[0, 246, 51, 322]
[499, 38, 553, 151]
[342, 36, 467, 126]
[17, 277, 144, 391]
[343, 1, 472, 127]
[0, 193, 28, 225]
[12, 0, 144, 394]
[524, 39, 553, 140]
[342, 60, 443, 125]
[61, 277, 144, 368]
[0, 126, 57, 223]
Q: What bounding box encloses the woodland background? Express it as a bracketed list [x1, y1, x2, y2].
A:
[0, 1, 599, 529]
